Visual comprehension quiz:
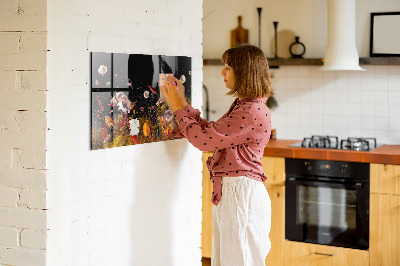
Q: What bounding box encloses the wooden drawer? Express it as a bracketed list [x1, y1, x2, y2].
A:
[370, 163, 400, 195]
[284, 241, 369, 266]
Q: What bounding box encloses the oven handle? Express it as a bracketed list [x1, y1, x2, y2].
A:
[286, 177, 364, 189]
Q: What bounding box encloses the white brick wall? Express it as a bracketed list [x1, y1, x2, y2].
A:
[0, 0, 48, 265]
[47, 1, 203, 266]
[0, 227, 19, 247]
[3, 0, 203, 265]
[21, 229, 47, 250]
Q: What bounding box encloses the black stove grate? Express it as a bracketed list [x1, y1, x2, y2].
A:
[301, 135, 339, 149]
[299, 136, 377, 151]
[340, 137, 377, 151]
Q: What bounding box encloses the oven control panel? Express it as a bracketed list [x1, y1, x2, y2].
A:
[286, 158, 369, 180]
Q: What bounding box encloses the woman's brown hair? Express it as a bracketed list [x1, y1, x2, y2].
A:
[221, 44, 273, 99]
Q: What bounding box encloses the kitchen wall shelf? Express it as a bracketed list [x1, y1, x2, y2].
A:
[268, 58, 323, 67]
[203, 58, 323, 68]
[359, 57, 400, 65]
[204, 57, 400, 67]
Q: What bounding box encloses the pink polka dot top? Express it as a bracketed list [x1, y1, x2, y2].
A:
[173, 97, 272, 206]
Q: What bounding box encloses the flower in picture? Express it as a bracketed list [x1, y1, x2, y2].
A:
[105, 116, 114, 127]
[109, 97, 117, 107]
[117, 101, 128, 113]
[116, 92, 129, 104]
[116, 91, 133, 112]
[98, 65, 108, 76]
[180, 75, 186, 84]
[164, 110, 173, 122]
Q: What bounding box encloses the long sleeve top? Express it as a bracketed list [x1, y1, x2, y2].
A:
[173, 97, 272, 205]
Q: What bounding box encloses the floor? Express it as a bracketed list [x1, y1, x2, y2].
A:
[202, 257, 211, 266]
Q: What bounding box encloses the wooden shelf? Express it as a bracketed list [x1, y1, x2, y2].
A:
[203, 58, 323, 67]
[203, 57, 400, 67]
[268, 58, 323, 67]
[359, 57, 400, 65]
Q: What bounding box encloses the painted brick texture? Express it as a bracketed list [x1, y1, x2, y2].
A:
[2, 0, 203, 265]
[0, 0, 48, 265]
[46, 0, 203, 266]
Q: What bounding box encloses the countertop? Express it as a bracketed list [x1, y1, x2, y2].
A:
[263, 139, 400, 165]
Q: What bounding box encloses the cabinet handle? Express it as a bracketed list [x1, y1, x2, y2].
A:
[314, 252, 335, 257]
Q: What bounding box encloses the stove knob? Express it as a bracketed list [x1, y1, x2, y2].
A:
[305, 162, 312, 171]
[340, 164, 347, 174]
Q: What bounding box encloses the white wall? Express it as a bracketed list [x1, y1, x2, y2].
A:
[203, 0, 400, 58]
[0, 0, 48, 265]
[204, 65, 400, 144]
[271, 65, 400, 144]
[203, 0, 400, 145]
[204, 0, 326, 59]
[47, 0, 203, 266]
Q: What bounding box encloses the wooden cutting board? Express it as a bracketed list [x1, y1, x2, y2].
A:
[231, 16, 249, 48]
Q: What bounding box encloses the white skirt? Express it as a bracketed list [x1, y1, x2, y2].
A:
[212, 176, 271, 266]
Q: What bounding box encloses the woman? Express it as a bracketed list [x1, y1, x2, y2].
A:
[161, 44, 273, 266]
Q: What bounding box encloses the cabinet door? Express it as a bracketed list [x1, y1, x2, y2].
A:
[201, 152, 213, 258]
[370, 163, 400, 195]
[261, 156, 285, 185]
[264, 184, 284, 266]
[284, 241, 369, 266]
[370, 193, 400, 266]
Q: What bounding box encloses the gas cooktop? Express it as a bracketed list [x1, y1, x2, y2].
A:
[289, 135, 383, 151]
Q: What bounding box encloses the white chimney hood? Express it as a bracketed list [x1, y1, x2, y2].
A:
[320, 0, 365, 71]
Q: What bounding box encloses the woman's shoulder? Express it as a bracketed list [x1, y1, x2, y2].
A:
[230, 99, 270, 123]
[247, 98, 271, 123]
[238, 98, 269, 112]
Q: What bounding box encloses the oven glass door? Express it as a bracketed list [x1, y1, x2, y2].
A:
[298, 185, 356, 231]
[286, 179, 369, 250]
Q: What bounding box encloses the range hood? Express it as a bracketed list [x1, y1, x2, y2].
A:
[320, 0, 365, 71]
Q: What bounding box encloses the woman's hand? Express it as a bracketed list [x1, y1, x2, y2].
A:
[161, 76, 187, 113]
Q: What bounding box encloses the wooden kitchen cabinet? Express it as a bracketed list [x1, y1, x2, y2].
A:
[262, 156, 285, 266]
[261, 156, 285, 186]
[264, 184, 285, 266]
[284, 241, 369, 266]
[370, 163, 400, 195]
[370, 163, 400, 266]
[370, 193, 400, 266]
[202, 152, 213, 258]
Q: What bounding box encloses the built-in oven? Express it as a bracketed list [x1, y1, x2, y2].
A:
[285, 158, 369, 250]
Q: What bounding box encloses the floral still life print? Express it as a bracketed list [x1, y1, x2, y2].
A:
[90, 52, 191, 150]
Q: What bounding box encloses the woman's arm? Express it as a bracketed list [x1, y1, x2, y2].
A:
[182, 104, 210, 129]
[173, 106, 257, 152]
